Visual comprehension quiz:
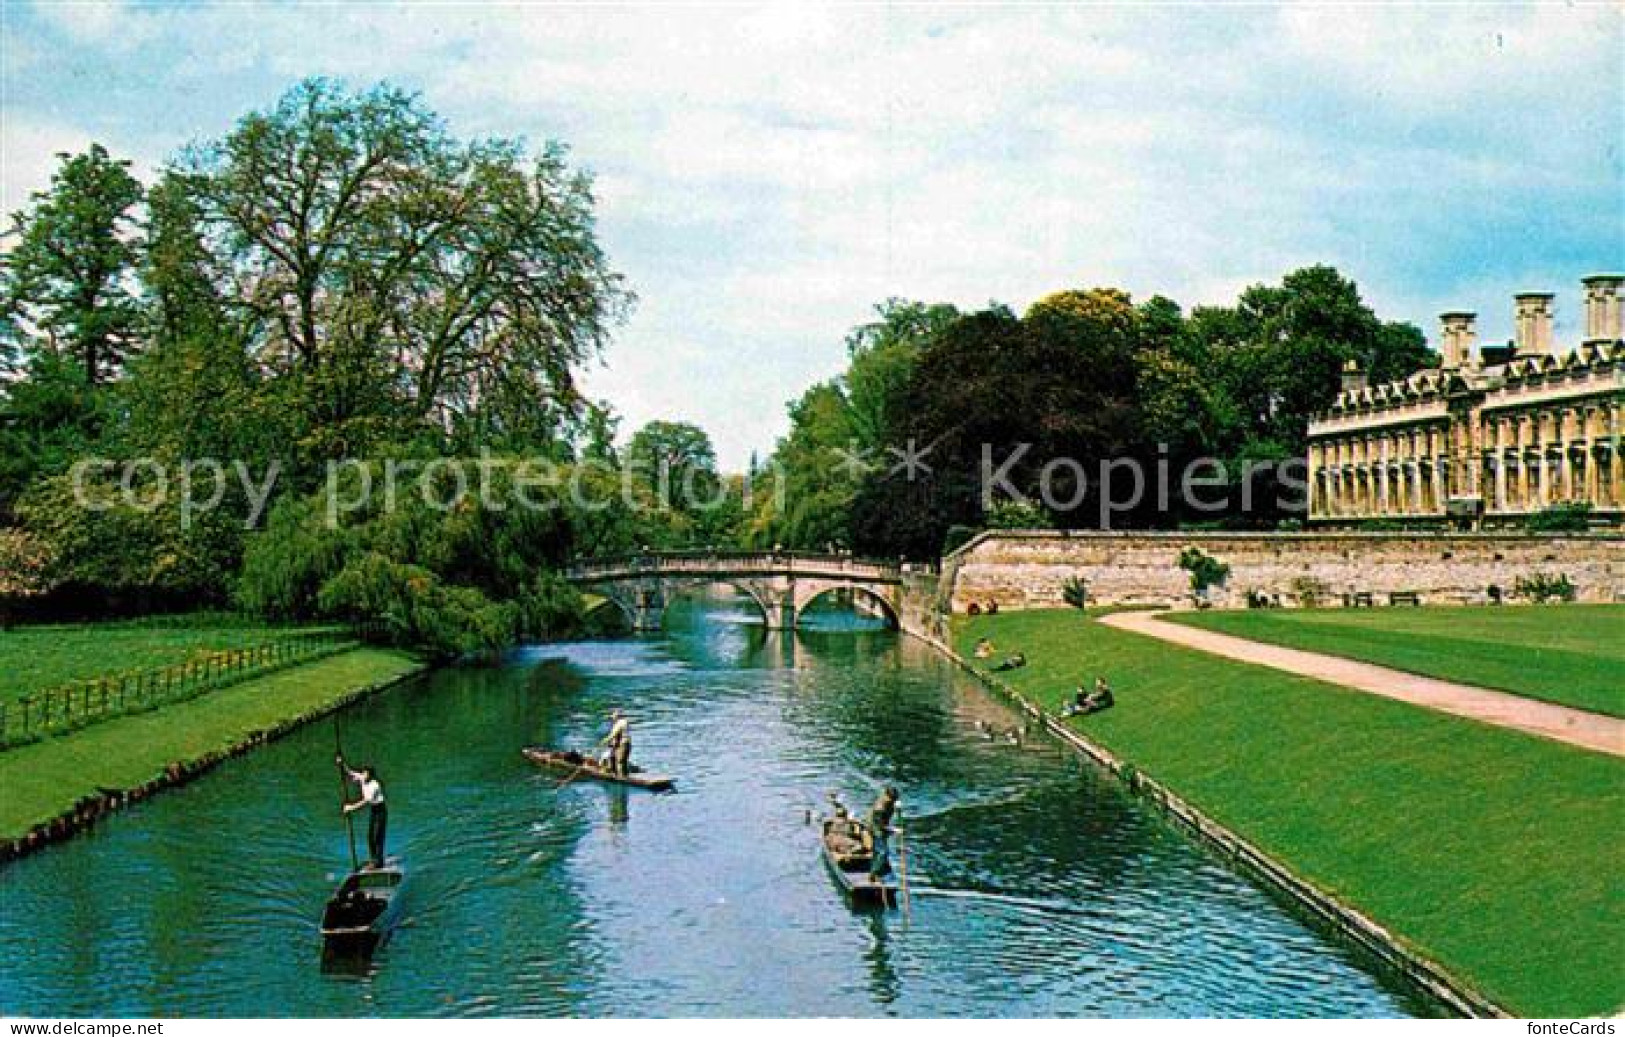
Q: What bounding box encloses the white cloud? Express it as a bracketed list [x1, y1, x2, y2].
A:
[4, 2, 1619, 465]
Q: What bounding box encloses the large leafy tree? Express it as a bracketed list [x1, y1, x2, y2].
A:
[748, 299, 959, 552]
[626, 420, 722, 542]
[1, 144, 145, 386]
[176, 78, 631, 460]
[853, 301, 1142, 556]
[842, 298, 960, 449]
[1197, 265, 1431, 459]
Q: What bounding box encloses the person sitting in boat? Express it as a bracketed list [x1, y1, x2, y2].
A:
[865, 787, 900, 882]
[973, 637, 995, 660]
[337, 756, 387, 869]
[991, 651, 1026, 672]
[600, 709, 632, 778]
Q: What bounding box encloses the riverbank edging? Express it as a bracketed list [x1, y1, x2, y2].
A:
[907, 626, 1508, 1020]
[0, 660, 430, 866]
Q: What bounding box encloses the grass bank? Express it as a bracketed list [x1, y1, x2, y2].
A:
[957, 610, 1624, 1018]
[0, 647, 423, 842]
[0, 617, 342, 706]
[1164, 605, 1625, 717]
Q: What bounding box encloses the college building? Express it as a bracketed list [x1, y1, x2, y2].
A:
[1307, 275, 1625, 528]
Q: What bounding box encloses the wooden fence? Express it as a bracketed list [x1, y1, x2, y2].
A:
[0, 631, 358, 749]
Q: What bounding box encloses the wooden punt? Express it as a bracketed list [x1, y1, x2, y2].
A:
[320, 862, 405, 956]
[820, 815, 898, 909]
[521, 747, 675, 791]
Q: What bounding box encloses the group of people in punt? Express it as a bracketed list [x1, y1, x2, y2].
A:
[335, 705, 637, 870]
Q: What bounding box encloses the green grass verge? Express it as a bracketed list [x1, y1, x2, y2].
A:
[0, 618, 341, 706]
[1165, 605, 1625, 717]
[958, 610, 1625, 1018]
[0, 647, 423, 840]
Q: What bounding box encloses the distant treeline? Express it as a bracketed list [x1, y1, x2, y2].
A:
[738, 274, 1434, 559]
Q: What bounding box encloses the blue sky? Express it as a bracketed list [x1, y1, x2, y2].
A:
[4, 1, 1620, 468]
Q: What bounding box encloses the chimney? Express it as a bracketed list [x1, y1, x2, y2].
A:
[1439, 311, 1477, 370]
[1581, 274, 1623, 344]
[1513, 292, 1555, 356]
[1340, 358, 1367, 393]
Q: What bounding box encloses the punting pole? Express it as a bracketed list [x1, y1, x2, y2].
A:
[898, 826, 912, 926]
[335, 718, 359, 871]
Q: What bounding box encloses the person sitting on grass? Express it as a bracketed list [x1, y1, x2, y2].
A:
[1062, 676, 1114, 717]
[991, 651, 1027, 672]
[973, 637, 995, 659]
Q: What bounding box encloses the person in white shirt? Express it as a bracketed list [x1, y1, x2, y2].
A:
[338, 756, 388, 868]
[600, 709, 631, 777]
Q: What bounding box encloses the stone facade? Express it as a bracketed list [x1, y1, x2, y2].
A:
[1307, 276, 1625, 528]
[946, 530, 1625, 610]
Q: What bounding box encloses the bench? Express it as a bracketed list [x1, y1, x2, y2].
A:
[1344, 591, 1375, 608]
[1389, 591, 1422, 606]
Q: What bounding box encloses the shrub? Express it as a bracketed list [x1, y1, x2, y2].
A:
[1177, 546, 1231, 597]
[985, 499, 1049, 530]
[1526, 503, 1593, 533]
[1061, 575, 1089, 610]
[1514, 572, 1576, 604]
[1289, 575, 1331, 608]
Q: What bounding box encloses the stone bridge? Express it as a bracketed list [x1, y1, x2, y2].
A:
[566, 552, 909, 632]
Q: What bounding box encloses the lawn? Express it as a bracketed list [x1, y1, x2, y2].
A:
[0, 647, 423, 840]
[1165, 605, 1625, 717]
[0, 616, 341, 706]
[958, 610, 1625, 1018]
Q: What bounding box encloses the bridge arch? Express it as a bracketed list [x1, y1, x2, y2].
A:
[658, 578, 774, 626]
[565, 552, 906, 634]
[794, 583, 899, 629]
[580, 590, 639, 631]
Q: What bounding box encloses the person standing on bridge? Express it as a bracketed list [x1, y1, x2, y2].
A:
[600, 708, 632, 777]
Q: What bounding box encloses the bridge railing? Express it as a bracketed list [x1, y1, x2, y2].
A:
[566, 550, 914, 582]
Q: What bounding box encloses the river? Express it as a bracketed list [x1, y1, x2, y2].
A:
[0, 592, 1438, 1017]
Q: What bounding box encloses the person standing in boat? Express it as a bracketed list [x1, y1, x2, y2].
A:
[600, 709, 631, 778]
[337, 756, 387, 869]
[865, 786, 900, 882]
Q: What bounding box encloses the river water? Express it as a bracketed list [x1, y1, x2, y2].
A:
[0, 593, 1437, 1017]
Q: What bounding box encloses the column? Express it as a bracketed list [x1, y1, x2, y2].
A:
[1377, 435, 1390, 515]
[1430, 428, 1446, 515]
[1612, 403, 1624, 507]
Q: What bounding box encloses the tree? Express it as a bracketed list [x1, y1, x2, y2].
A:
[747, 382, 858, 550]
[2, 145, 145, 385]
[626, 420, 719, 520]
[853, 301, 1142, 555]
[0, 528, 54, 628]
[842, 298, 960, 448]
[176, 78, 631, 460]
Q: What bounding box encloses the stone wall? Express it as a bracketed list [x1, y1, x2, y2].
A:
[898, 568, 948, 643]
[947, 530, 1625, 611]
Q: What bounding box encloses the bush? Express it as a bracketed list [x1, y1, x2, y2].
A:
[1290, 575, 1331, 608]
[1526, 503, 1593, 533]
[1061, 575, 1089, 610]
[985, 499, 1049, 530]
[1514, 572, 1576, 604]
[1177, 546, 1231, 597]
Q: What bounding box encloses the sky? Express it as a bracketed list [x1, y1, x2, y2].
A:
[3, 1, 1621, 468]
